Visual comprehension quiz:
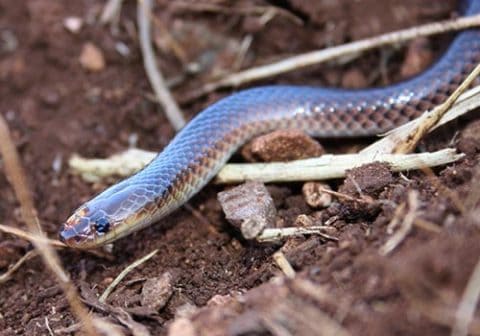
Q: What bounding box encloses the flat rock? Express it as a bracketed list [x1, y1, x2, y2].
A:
[141, 272, 174, 311]
[217, 181, 277, 239]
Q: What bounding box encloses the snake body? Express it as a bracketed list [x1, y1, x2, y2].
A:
[60, 0, 480, 248]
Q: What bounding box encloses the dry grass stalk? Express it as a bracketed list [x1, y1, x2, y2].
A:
[0, 250, 38, 283]
[69, 148, 463, 184]
[99, 249, 158, 303]
[170, 2, 303, 25]
[380, 191, 419, 255]
[394, 62, 480, 154]
[413, 218, 442, 233]
[451, 257, 480, 336]
[182, 14, 480, 102]
[0, 223, 65, 248]
[100, 0, 124, 25]
[0, 223, 113, 260]
[0, 115, 96, 335]
[138, 0, 186, 130]
[362, 86, 480, 155]
[258, 226, 338, 243]
[273, 251, 296, 278]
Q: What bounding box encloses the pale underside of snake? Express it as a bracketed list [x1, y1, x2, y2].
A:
[60, 0, 480, 248]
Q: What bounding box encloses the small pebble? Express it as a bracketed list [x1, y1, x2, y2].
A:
[302, 182, 333, 208]
[168, 317, 196, 336]
[5, 110, 15, 121]
[0, 30, 18, 54]
[63, 16, 83, 34]
[101, 277, 114, 286]
[79, 42, 105, 72]
[294, 214, 314, 227]
[141, 272, 174, 311]
[115, 41, 130, 57]
[242, 130, 324, 162]
[218, 181, 277, 239]
[51, 153, 62, 174]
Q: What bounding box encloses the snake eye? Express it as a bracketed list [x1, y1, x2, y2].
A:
[94, 217, 110, 234]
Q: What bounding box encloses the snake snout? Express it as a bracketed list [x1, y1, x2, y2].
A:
[59, 208, 96, 248]
[59, 225, 84, 246]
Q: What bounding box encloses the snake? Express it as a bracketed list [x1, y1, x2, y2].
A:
[60, 0, 480, 248]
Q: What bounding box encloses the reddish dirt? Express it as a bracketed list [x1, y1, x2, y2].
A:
[1, 0, 480, 335]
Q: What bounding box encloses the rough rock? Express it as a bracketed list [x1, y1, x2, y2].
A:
[218, 181, 277, 239]
[141, 272, 174, 311]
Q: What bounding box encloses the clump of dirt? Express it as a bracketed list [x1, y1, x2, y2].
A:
[241, 129, 325, 162]
[1, 0, 479, 335]
[340, 162, 395, 197]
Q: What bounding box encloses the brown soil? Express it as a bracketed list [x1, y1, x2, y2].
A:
[1, 0, 480, 335]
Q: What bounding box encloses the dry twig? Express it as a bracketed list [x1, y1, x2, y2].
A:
[216, 149, 461, 183]
[258, 226, 338, 243]
[0, 115, 96, 335]
[99, 249, 158, 303]
[451, 257, 480, 336]
[100, 0, 124, 25]
[182, 14, 480, 102]
[394, 63, 480, 154]
[363, 86, 480, 155]
[81, 283, 152, 336]
[273, 251, 296, 278]
[413, 218, 442, 233]
[0, 223, 113, 260]
[0, 223, 65, 248]
[315, 186, 373, 205]
[170, 2, 303, 25]
[0, 250, 37, 283]
[138, 0, 186, 130]
[54, 318, 127, 336]
[70, 148, 463, 184]
[380, 191, 419, 255]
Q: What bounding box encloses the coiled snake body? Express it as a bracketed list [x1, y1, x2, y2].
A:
[60, 0, 480, 248]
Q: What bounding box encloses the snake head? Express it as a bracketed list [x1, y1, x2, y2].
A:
[59, 205, 112, 248]
[59, 182, 160, 249]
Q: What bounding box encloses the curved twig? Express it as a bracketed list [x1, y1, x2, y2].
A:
[138, 0, 186, 130]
